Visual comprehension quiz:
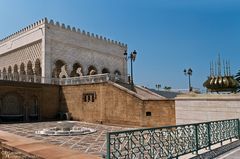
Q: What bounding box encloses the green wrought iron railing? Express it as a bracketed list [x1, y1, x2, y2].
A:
[106, 119, 239, 159]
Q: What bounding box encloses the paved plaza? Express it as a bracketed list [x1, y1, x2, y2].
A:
[216, 146, 240, 159]
[0, 121, 133, 157]
[1, 121, 240, 158]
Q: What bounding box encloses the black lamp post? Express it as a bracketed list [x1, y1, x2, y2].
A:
[124, 50, 137, 90]
[156, 84, 161, 91]
[184, 68, 193, 92]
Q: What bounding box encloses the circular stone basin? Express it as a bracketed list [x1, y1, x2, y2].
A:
[56, 121, 76, 131]
[35, 121, 96, 136]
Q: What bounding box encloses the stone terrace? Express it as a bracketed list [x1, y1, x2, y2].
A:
[0, 121, 133, 157]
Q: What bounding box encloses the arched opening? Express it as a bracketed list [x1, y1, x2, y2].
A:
[20, 63, 26, 81]
[114, 70, 121, 76]
[3, 67, 7, 80]
[102, 68, 110, 74]
[8, 66, 12, 74]
[28, 96, 39, 121]
[14, 64, 18, 72]
[113, 70, 121, 82]
[34, 59, 41, 76]
[88, 65, 98, 75]
[35, 59, 42, 82]
[52, 60, 67, 78]
[70, 63, 83, 77]
[0, 93, 24, 122]
[27, 61, 34, 75]
[8, 66, 13, 80]
[27, 61, 34, 82]
[20, 63, 26, 75]
[13, 64, 19, 81]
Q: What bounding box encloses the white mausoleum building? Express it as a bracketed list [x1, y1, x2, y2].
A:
[0, 18, 127, 81]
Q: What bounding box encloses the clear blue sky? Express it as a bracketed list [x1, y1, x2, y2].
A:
[1, 0, 240, 91]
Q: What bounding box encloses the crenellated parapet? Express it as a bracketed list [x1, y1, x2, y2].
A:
[0, 18, 127, 48]
[47, 18, 127, 48]
[0, 17, 47, 44]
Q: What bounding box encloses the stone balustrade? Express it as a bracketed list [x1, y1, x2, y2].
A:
[0, 73, 126, 85]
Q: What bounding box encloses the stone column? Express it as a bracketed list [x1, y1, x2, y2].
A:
[41, 25, 46, 79]
[43, 25, 53, 82]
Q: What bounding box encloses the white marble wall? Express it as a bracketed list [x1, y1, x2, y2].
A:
[45, 22, 127, 79]
[0, 19, 45, 75]
[0, 18, 127, 80]
[175, 94, 240, 124]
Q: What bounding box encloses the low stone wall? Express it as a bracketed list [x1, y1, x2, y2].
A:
[60, 82, 175, 127]
[0, 80, 175, 127]
[175, 93, 240, 125]
[0, 81, 60, 122]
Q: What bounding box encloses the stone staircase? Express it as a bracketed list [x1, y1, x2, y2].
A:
[110, 81, 165, 100]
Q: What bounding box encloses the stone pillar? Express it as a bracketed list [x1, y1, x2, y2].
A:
[41, 25, 46, 79]
[43, 25, 53, 81]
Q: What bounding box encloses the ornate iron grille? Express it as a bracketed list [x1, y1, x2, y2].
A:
[107, 119, 239, 159]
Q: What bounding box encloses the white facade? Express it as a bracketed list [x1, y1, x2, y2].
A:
[175, 94, 240, 124]
[0, 18, 127, 81]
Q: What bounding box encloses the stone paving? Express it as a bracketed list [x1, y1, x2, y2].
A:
[0, 121, 132, 157]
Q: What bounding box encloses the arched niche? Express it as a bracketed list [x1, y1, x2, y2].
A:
[8, 66, 12, 74]
[113, 70, 121, 82]
[27, 61, 34, 82]
[0, 93, 24, 122]
[34, 59, 42, 76]
[3, 67, 7, 80]
[114, 70, 121, 76]
[7, 66, 13, 80]
[88, 65, 98, 75]
[28, 96, 39, 121]
[70, 63, 83, 77]
[27, 61, 34, 75]
[102, 68, 110, 74]
[14, 64, 18, 73]
[52, 60, 67, 78]
[13, 64, 19, 81]
[20, 63, 26, 75]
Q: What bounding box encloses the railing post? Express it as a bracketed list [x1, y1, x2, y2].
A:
[0, 141, 2, 159]
[195, 124, 199, 155]
[207, 122, 211, 150]
[220, 121, 223, 146]
[106, 132, 110, 159]
[238, 119, 240, 139]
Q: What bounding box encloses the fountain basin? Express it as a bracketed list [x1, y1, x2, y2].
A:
[56, 121, 76, 131]
[35, 121, 96, 136]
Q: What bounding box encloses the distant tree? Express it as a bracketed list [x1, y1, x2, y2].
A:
[235, 70, 240, 92]
[236, 70, 240, 81]
[164, 86, 171, 91]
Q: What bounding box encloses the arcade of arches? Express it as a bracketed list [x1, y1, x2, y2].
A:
[0, 59, 121, 81]
[52, 60, 121, 78]
[0, 59, 41, 81]
[0, 59, 122, 80]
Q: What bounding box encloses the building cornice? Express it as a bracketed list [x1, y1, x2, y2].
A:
[0, 18, 127, 48]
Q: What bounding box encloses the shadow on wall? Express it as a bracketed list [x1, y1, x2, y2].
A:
[0, 92, 39, 122]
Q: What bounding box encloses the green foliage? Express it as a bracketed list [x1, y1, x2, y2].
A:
[235, 70, 240, 92]
[164, 86, 171, 90]
[236, 70, 240, 81]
